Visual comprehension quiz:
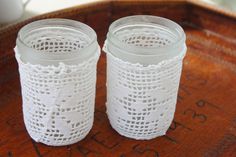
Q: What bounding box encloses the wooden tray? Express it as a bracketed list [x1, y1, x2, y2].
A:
[0, 1, 236, 156]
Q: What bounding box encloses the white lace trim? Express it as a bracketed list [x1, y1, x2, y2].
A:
[15, 47, 100, 146]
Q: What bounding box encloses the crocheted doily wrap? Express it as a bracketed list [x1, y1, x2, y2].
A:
[15, 47, 100, 146]
[104, 45, 185, 140]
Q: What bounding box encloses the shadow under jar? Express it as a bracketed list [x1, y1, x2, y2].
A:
[103, 15, 186, 140]
[15, 19, 100, 146]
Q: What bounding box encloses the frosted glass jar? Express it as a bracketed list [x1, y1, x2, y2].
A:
[103, 15, 186, 140]
[15, 19, 100, 146]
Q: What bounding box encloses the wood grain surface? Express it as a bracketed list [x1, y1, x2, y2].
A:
[0, 1, 236, 157]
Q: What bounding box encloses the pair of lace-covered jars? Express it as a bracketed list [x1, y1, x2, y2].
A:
[15, 15, 186, 146]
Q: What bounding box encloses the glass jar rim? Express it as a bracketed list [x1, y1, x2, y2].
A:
[107, 15, 186, 56]
[17, 18, 98, 64]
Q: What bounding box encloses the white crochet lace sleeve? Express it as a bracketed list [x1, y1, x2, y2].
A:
[15, 47, 100, 146]
[105, 46, 185, 140]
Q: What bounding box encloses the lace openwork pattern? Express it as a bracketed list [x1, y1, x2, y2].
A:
[115, 27, 175, 48]
[15, 48, 100, 146]
[104, 27, 186, 139]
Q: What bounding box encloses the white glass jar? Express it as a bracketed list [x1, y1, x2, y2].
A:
[103, 15, 186, 140]
[15, 19, 100, 146]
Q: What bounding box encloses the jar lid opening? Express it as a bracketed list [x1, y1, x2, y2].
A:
[17, 18, 98, 65]
[107, 15, 186, 56]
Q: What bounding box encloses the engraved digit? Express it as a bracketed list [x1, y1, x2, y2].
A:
[196, 99, 220, 109]
[183, 108, 207, 123]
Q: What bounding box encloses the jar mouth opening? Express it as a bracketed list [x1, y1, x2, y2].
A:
[17, 18, 98, 62]
[107, 15, 186, 56]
